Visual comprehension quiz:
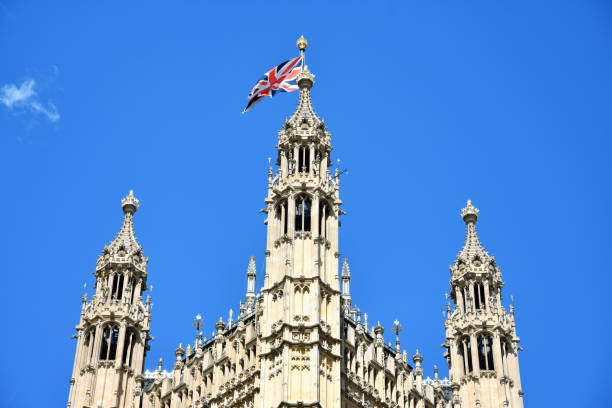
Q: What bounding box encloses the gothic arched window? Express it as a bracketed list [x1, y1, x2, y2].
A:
[298, 145, 310, 173]
[100, 325, 120, 360]
[275, 200, 289, 236]
[295, 195, 312, 232]
[82, 328, 95, 368]
[462, 337, 473, 373]
[474, 281, 486, 310]
[116, 274, 125, 300]
[477, 334, 494, 371]
[122, 328, 136, 366]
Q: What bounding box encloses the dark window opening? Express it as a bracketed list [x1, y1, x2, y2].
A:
[117, 275, 124, 300]
[466, 340, 473, 373]
[109, 328, 119, 360]
[474, 282, 485, 310]
[111, 275, 118, 299]
[100, 326, 120, 360]
[295, 196, 312, 232]
[480, 283, 486, 308]
[298, 146, 310, 173]
[477, 335, 494, 371]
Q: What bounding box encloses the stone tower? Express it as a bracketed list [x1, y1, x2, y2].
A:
[258, 43, 343, 408]
[444, 201, 523, 408]
[67, 190, 153, 408]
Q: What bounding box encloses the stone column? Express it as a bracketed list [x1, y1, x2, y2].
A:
[461, 339, 469, 374]
[281, 150, 287, 176]
[309, 144, 314, 176]
[92, 324, 103, 365]
[68, 330, 84, 407]
[115, 323, 127, 368]
[456, 289, 464, 314]
[451, 340, 463, 380]
[509, 343, 523, 407]
[470, 334, 480, 377]
[288, 195, 295, 237]
[492, 333, 503, 378]
[468, 283, 475, 313]
[312, 195, 320, 237]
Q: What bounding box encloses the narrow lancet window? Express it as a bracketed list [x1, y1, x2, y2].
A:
[298, 146, 310, 173]
[295, 195, 312, 232]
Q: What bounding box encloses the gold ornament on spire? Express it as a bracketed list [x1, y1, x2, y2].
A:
[461, 199, 479, 223]
[297, 35, 308, 51]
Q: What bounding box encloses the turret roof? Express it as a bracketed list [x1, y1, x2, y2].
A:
[457, 200, 490, 262]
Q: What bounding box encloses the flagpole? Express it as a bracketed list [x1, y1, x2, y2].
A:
[297, 35, 307, 69]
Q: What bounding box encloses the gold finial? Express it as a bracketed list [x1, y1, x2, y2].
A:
[250, 255, 255, 260]
[461, 199, 479, 223]
[297, 35, 308, 51]
[121, 189, 139, 213]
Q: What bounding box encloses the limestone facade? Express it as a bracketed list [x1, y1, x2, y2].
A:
[67, 42, 524, 408]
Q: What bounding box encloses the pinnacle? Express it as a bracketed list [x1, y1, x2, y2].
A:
[287, 69, 321, 128]
[341, 258, 350, 276]
[457, 200, 490, 263]
[101, 191, 145, 266]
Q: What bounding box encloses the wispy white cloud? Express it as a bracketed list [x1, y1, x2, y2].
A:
[0, 79, 60, 122]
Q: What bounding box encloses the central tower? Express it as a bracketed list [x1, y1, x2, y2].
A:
[259, 42, 342, 408]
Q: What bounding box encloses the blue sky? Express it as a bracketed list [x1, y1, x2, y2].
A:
[1, 1, 611, 406]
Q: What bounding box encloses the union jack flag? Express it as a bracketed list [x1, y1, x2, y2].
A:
[243, 55, 303, 113]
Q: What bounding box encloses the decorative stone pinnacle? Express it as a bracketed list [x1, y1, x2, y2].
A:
[175, 344, 185, 359]
[247, 256, 256, 277]
[341, 258, 350, 277]
[461, 199, 479, 224]
[215, 317, 226, 332]
[413, 349, 423, 364]
[121, 189, 139, 214]
[297, 35, 308, 51]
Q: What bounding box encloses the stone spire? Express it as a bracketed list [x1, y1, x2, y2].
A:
[287, 68, 321, 128]
[96, 190, 148, 272]
[457, 200, 490, 264]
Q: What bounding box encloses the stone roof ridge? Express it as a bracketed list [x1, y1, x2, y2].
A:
[287, 68, 322, 128]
